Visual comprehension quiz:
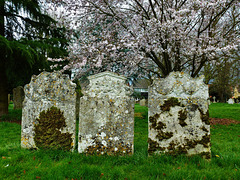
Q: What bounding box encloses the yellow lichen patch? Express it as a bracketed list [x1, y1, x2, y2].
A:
[134, 112, 144, 119]
[23, 141, 28, 145]
[22, 137, 29, 141]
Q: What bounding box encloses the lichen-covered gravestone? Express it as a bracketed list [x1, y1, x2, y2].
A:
[148, 72, 211, 159]
[13, 86, 24, 109]
[21, 72, 76, 151]
[79, 72, 134, 155]
[140, 99, 146, 106]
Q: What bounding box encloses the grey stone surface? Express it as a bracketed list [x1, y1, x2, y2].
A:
[78, 72, 134, 155]
[140, 99, 146, 106]
[208, 99, 211, 105]
[13, 86, 24, 109]
[227, 98, 234, 104]
[148, 72, 211, 158]
[21, 72, 76, 150]
[213, 96, 216, 103]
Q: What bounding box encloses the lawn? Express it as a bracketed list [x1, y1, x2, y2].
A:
[209, 103, 240, 121]
[0, 103, 240, 179]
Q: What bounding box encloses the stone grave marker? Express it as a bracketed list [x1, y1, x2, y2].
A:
[13, 86, 24, 109]
[227, 98, 234, 104]
[140, 99, 146, 106]
[79, 71, 134, 155]
[208, 99, 211, 105]
[148, 72, 211, 159]
[8, 94, 11, 106]
[21, 72, 76, 151]
[213, 96, 216, 103]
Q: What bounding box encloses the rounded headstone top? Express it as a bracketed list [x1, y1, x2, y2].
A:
[24, 71, 76, 102]
[88, 71, 126, 81]
[83, 71, 132, 98]
[150, 72, 208, 99]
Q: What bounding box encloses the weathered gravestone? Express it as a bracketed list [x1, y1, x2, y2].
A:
[227, 98, 234, 104]
[8, 94, 11, 106]
[79, 72, 134, 155]
[208, 99, 211, 105]
[13, 86, 24, 109]
[21, 72, 76, 151]
[148, 72, 211, 159]
[213, 96, 216, 103]
[140, 99, 146, 106]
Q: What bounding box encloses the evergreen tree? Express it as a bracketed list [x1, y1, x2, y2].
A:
[0, 0, 68, 116]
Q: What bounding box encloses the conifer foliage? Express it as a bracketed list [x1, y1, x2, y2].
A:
[0, 0, 68, 116]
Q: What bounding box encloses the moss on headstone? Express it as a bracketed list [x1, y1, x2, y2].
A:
[199, 109, 210, 125]
[156, 131, 173, 141]
[160, 97, 180, 111]
[34, 106, 73, 151]
[149, 113, 160, 129]
[148, 138, 165, 154]
[178, 109, 187, 127]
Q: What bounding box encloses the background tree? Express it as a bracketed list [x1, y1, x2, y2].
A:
[204, 56, 240, 102]
[203, 4, 240, 101]
[0, 0, 68, 116]
[209, 59, 233, 102]
[44, 0, 239, 80]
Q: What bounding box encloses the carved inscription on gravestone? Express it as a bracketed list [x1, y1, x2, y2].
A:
[148, 72, 211, 159]
[79, 72, 134, 155]
[13, 86, 24, 109]
[21, 72, 76, 150]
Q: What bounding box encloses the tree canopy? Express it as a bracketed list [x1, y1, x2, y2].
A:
[0, 0, 68, 115]
[45, 0, 239, 79]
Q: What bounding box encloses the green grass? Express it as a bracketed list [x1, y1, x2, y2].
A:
[0, 104, 240, 179]
[0, 103, 22, 122]
[209, 103, 240, 121]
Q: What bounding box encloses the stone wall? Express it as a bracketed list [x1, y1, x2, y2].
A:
[148, 72, 211, 159]
[13, 86, 24, 109]
[78, 72, 134, 155]
[21, 72, 76, 150]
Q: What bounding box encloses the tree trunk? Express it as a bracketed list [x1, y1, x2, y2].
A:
[0, 1, 8, 116]
[0, 1, 4, 37]
[0, 63, 8, 116]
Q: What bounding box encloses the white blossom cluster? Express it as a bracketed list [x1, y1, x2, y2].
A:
[42, 0, 239, 78]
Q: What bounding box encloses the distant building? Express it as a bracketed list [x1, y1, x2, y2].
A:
[133, 79, 151, 99]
